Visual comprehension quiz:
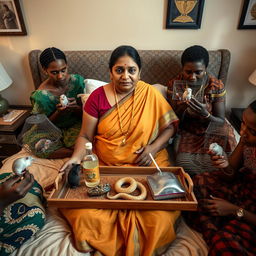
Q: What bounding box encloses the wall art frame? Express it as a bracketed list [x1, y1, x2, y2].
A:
[0, 0, 27, 35]
[166, 0, 205, 29]
[238, 0, 256, 29]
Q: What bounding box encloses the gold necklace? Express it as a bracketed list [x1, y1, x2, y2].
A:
[113, 85, 136, 146]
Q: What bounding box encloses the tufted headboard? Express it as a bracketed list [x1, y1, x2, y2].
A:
[28, 49, 230, 89]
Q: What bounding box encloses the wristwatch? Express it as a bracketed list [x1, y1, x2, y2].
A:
[236, 208, 244, 218]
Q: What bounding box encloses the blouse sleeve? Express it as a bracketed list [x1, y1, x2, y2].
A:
[30, 90, 57, 116]
[208, 77, 226, 103]
[84, 90, 100, 118]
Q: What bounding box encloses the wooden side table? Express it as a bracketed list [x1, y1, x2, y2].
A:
[0, 108, 30, 164]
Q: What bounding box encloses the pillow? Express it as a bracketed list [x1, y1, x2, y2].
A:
[84, 79, 108, 94]
[77, 93, 90, 106]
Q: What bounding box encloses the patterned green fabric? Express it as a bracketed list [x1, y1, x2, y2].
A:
[28, 74, 84, 157]
[30, 74, 85, 128]
[0, 173, 45, 256]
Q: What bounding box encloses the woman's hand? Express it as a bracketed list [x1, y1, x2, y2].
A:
[134, 145, 156, 166]
[56, 98, 80, 113]
[208, 150, 229, 169]
[0, 172, 34, 211]
[60, 157, 81, 173]
[201, 196, 238, 216]
[56, 103, 68, 112]
[66, 97, 81, 110]
[187, 96, 209, 118]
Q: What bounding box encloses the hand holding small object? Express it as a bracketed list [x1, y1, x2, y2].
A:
[187, 96, 210, 118]
[208, 146, 230, 170]
[209, 143, 223, 156]
[59, 94, 69, 107]
[182, 88, 192, 101]
[134, 145, 155, 166]
[0, 172, 35, 212]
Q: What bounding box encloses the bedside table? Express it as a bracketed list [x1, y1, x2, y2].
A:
[0, 109, 30, 164]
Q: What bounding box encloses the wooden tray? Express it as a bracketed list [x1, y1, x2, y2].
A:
[48, 166, 198, 211]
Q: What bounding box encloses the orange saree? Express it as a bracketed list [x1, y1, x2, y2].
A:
[95, 81, 178, 166]
[60, 81, 180, 256]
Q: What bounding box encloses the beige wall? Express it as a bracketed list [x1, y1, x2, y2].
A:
[0, 0, 255, 109]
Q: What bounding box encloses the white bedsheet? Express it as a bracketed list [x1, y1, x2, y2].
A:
[10, 208, 207, 256]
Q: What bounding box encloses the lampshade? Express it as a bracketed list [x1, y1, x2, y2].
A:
[0, 63, 12, 91]
[249, 69, 256, 86]
[0, 63, 12, 116]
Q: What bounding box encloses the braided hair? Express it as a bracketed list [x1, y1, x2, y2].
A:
[181, 45, 209, 68]
[39, 47, 67, 69]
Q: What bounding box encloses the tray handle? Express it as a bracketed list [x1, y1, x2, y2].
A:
[182, 172, 193, 195]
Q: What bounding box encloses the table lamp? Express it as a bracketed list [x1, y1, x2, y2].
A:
[0, 63, 12, 116]
[249, 69, 256, 86]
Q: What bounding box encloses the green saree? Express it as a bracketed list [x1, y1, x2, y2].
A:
[28, 74, 85, 157]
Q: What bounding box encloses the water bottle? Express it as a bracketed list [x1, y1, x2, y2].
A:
[81, 142, 100, 187]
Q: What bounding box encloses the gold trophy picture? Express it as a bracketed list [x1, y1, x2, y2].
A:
[173, 0, 198, 23]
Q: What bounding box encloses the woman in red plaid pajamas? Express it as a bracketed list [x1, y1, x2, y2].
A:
[186, 100, 256, 255]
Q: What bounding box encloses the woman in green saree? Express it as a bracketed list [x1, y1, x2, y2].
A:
[29, 47, 85, 159]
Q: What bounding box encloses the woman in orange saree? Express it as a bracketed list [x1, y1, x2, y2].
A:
[60, 45, 179, 256]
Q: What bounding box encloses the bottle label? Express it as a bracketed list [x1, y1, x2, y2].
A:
[82, 166, 100, 183]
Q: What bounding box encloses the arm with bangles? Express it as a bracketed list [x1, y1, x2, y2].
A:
[60, 111, 98, 172]
[186, 97, 225, 124]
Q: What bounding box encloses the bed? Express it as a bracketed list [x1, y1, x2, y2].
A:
[1, 48, 232, 255]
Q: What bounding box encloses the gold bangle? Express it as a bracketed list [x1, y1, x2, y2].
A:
[203, 112, 211, 119]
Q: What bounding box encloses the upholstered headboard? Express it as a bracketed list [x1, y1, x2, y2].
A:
[28, 49, 230, 89]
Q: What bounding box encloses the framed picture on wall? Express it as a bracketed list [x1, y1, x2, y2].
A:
[238, 0, 256, 29]
[0, 0, 27, 35]
[166, 0, 205, 29]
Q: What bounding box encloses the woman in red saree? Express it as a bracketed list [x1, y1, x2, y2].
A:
[60, 45, 179, 255]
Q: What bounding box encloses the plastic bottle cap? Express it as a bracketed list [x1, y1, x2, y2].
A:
[85, 142, 92, 149]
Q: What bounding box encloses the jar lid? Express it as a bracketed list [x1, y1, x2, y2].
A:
[85, 142, 92, 149]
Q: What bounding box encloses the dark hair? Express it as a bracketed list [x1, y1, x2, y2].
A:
[39, 47, 67, 69]
[109, 45, 141, 70]
[249, 100, 256, 113]
[181, 45, 209, 68]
